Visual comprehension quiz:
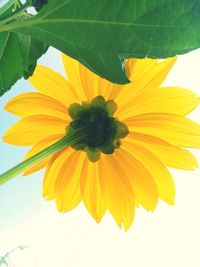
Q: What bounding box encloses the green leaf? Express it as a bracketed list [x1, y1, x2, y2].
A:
[63, 46, 129, 84]
[0, 31, 48, 96]
[7, 0, 200, 84]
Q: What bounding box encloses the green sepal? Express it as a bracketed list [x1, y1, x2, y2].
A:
[66, 125, 73, 134]
[115, 121, 129, 139]
[91, 96, 106, 108]
[100, 143, 115, 154]
[113, 139, 121, 149]
[106, 100, 118, 116]
[81, 101, 90, 108]
[68, 103, 84, 120]
[72, 142, 87, 150]
[86, 148, 100, 162]
[70, 120, 81, 130]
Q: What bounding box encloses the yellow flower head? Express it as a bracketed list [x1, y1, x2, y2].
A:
[3, 54, 200, 230]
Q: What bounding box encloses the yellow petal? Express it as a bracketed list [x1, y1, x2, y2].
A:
[99, 154, 135, 231]
[127, 57, 176, 87]
[23, 134, 64, 176]
[62, 53, 88, 101]
[113, 57, 176, 109]
[5, 92, 69, 120]
[126, 133, 198, 170]
[125, 113, 200, 148]
[117, 87, 200, 120]
[55, 151, 85, 212]
[125, 113, 200, 134]
[43, 147, 74, 200]
[80, 159, 106, 223]
[3, 115, 67, 146]
[98, 77, 120, 100]
[123, 141, 176, 205]
[29, 65, 78, 106]
[79, 63, 99, 101]
[62, 53, 120, 102]
[112, 150, 158, 211]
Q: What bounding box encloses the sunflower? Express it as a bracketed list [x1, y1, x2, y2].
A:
[3, 54, 200, 230]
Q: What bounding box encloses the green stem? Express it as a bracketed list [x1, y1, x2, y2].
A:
[0, 128, 90, 186]
[0, 0, 16, 17]
[0, 1, 31, 26]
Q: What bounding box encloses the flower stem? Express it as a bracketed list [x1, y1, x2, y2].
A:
[0, 128, 90, 186]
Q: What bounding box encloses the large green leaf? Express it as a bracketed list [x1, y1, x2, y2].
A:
[1, 0, 200, 87]
[7, 0, 200, 84]
[0, 31, 48, 96]
[59, 45, 129, 84]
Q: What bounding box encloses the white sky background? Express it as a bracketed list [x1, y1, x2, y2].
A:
[0, 47, 200, 266]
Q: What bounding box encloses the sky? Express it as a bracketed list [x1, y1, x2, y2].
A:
[0, 46, 200, 266]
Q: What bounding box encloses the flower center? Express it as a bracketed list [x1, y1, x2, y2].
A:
[67, 96, 129, 162]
